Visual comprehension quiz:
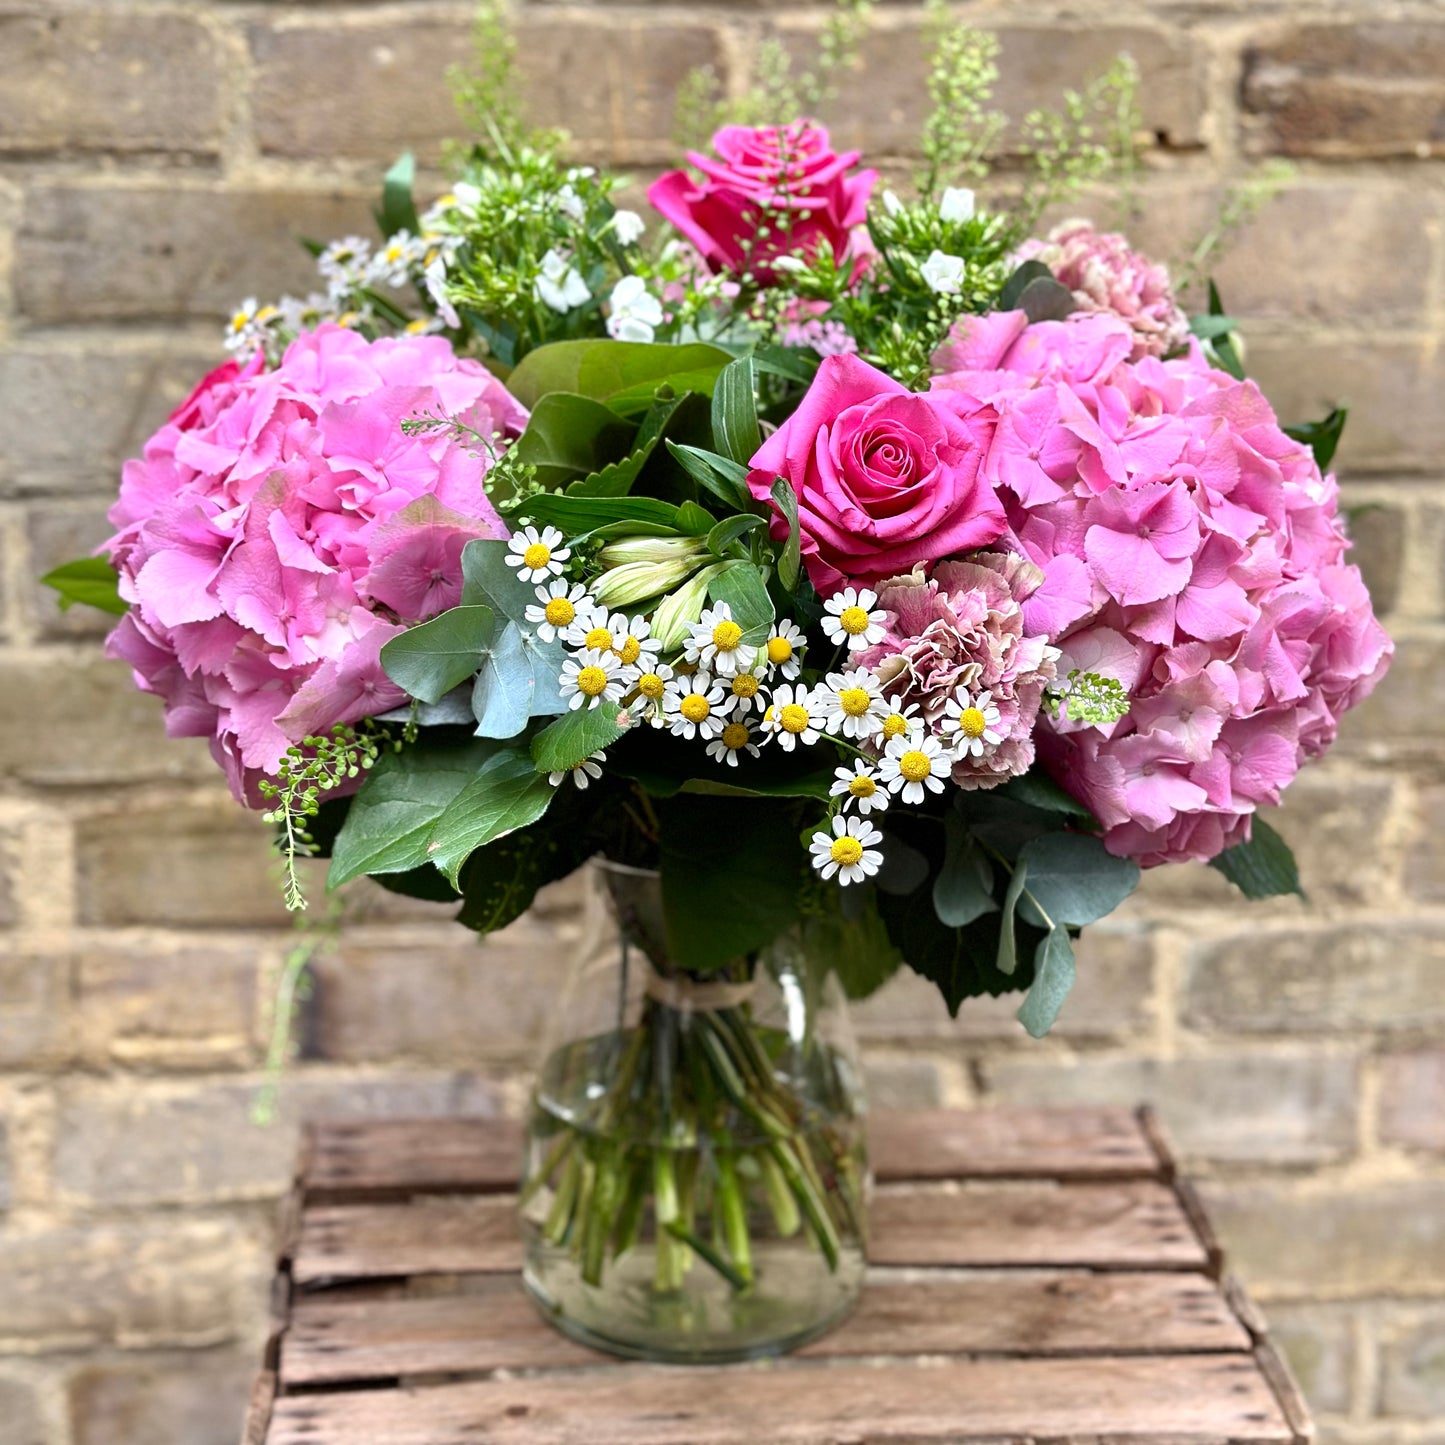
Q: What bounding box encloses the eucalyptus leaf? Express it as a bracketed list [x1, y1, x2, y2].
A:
[1000, 259, 1054, 310]
[373, 687, 476, 728]
[996, 859, 1029, 976]
[1018, 275, 1076, 324]
[380, 605, 495, 704]
[933, 814, 997, 927]
[530, 703, 626, 774]
[1016, 928, 1076, 1038]
[40, 557, 127, 616]
[711, 356, 762, 464]
[426, 747, 558, 886]
[472, 621, 542, 738]
[1209, 816, 1303, 899]
[996, 771, 1097, 824]
[1015, 832, 1140, 929]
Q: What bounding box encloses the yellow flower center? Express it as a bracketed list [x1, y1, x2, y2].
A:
[767, 636, 794, 665]
[680, 693, 712, 723]
[958, 706, 987, 738]
[839, 605, 871, 636]
[830, 836, 864, 866]
[544, 598, 576, 627]
[637, 672, 666, 700]
[881, 712, 910, 740]
[849, 775, 877, 798]
[584, 626, 613, 651]
[839, 687, 872, 717]
[731, 674, 760, 700]
[780, 703, 810, 734]
[721, 722, 750, 749]
[405, 317, 431, 335]
[576, 666, 608, 698]
[523, 542, 552, 570]
[899, 749, 933, 782]
[712, 620, 743, 652]
[230, 312, 248, 333]
[615, 635, 642, 665]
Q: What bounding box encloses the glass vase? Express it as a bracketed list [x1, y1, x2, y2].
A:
[518, 859, 870, 1363]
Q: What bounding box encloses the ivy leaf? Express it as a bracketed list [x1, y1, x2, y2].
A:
[380, 605, 495, 705]
[426, 747, 557, 887]
[1209, 816, 1303, 900]
[933, 814, 997, 927]
[996, 860, 1029, 976]
[707, 560, 774, 643]
[1015, 832, 1140, 929]
[40, 557, 127, 616]
[530, 703, 627, 774]
[711, 356, 762, 464]
[328, 740, 493, 887]
[1016, 928, 1077, 1038]
[770, 476, 802, 593]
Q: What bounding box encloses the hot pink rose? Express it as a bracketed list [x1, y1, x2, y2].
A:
[747, 354, 1008, 596]
[647, 122, 876, 284]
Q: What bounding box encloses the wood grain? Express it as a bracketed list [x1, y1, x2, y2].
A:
[265, 1353, 1292, 1445]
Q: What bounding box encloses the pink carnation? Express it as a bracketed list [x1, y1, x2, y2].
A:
[856, 553, 1059, 789]
[1015, 220, 1189, 362]
[931, 309, 1392, 865]
[104, 324, 526, 805]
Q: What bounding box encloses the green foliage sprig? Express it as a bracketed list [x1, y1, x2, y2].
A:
[918, 2, 1006, 198]
[1047, 670, 1132, 727]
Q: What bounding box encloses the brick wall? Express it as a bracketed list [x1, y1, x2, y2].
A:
[0, 3, 1441, 1441]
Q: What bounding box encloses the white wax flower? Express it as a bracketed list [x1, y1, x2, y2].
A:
[939, 186, 976, 223]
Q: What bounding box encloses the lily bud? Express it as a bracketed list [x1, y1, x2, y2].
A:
[592, 539, 712, 610]
[650, 563, 728, 650]
[596, 535, 710, 568]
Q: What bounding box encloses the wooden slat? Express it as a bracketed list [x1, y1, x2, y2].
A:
[282, 1269, 1250, 1386]
[292, 1179, 1205, 1286]
[265, 1353, 1292, 1444]
[298, 1107, 1157, 1203]
[239, 1370, 274, 1445]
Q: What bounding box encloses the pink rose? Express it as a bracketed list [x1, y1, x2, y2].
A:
[747, 354, 1008, 596]
[648, 122, 876, 284]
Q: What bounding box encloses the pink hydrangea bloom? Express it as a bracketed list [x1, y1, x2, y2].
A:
[104, 324, 526, 806]
[931, 309, 1392, 865]
[856, 553, 1059, 789]
[1015, 220, 1190, 362]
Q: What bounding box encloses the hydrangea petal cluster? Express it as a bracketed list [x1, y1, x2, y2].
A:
[105, 325, 526, 805]
[855, 553, 1059, 789]
[648, 122, 876, 285]
[1014, 219, 1190, 362]
[931, 309, 1393, 863]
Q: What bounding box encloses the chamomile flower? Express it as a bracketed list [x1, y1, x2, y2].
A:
[629, 661, 675, 726]
[560, 649, 626, 711]
[224, 297, 280, 355]
[760, 619, 806, 680]
[724, 666, 767, 716]
[318, 236, 372, 299]
[816, 668, 887, 740]
[549, 748, 607, 789]
[759, 683, 821, 752]
[821, 587, 886, 653]
[368, 231, 423, 288]
[706, 719, 762, 768]
[684, 602, 755, 678]
[940, 687, 1004, 758]
[525, 580, 596, 644]
[507, 525, 570, 583]
[879, 733, 950, 805]
[872, 695, 924, 748]
[829, 760, 889, 816]
[602, 613, 662, 671]
[663, 671, 727, 740]
[566, 614, 619, 654]
[809, 814, 885, 886]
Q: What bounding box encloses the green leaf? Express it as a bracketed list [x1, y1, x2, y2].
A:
[679, 773, 833, 801]
[328, 740, 493, 887]
[707, 561, 774, 644]
[1016, 928, 1076, 1038]
[1189, 313, 1243, 341]
[378, 151, 420, 241]
[769, 476, 802, 593]
[530, 703, 626, 774]
[1209, 815, 1303, 900]
[707, 514, 767, 556]
[1000, 259, 1054, 310]
[801, 899, 902, 1001]
[506, 340, 733, 414]
[996, 771, 1098, 824]
[1018, 275, 1075, 324]
[504, 493, 681, 535]
[1284, 407, 1347, 471]
[711, 357, 762, 464]
[379, 605, 495, 705]
[747, 344, 819, 385]
[510, 392, 637, 492]
[874, 834, 929, 897]
[666, 441, 754, 512]
[996, 860, 1029, 975]
[456, 817, 593, 933]
[426, 747, 558, 886]
[40, 557, 127, 616]
[1015, 832, 1140, 929]
[933, 814, 998, 927]
[674, 500, 716, 537]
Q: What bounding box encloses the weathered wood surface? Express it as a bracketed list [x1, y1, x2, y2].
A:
[252, 1107, 1312, 1445]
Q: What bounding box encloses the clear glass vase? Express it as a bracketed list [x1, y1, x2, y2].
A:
[519, 858, 870, 1363]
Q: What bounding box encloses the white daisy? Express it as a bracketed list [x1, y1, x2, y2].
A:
[559, 649, 626, 711]
[603, 612, 662, 672]
[506, 525, 571, 583]
[879, 733, 950, 805]
[550, 748, 607, 789]
[662, 671, 728, 740]
[871, 695, 924, 748]
[564, 610, 618, 654]
[706, 719, 763, 768]
[367, 231, 424, 288]
[317, 236, 372, 299]
[829, 760, 889, 816]
[821, 587, 886, 653]
[629, 661, 675, 726]
[723, 665, 767, 716]
[684, 601, 756, 678]
[759, 683, 821, 752]
[809, 814, 885, 886]
[939, 686, 1005, 758]
[760, 619, 806, 680]
[816, 668, 887, 740]
[525, 580, 595, 644]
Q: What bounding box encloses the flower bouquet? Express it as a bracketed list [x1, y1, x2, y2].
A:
[47, 3, 1392, 1362]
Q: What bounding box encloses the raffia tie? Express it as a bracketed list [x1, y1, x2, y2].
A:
[643, 969, 756, 1014]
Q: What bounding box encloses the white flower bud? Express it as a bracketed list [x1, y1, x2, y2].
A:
[939, 187, 976, 224]
[649, 563, 728, 650]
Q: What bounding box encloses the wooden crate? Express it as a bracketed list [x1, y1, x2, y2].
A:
[243, 1107, 1311, 1444]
